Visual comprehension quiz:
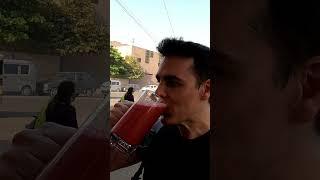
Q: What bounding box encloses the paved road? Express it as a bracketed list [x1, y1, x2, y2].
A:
[0, 95, 104, 143]
[0, 93, 142, 180]
[0, 91, 141, 143]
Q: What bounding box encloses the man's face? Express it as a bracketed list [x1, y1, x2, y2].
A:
[213, 0, 295, 178]
[155, 57, 207, 125]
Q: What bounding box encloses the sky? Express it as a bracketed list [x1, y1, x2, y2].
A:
[110, 0, 210, 51]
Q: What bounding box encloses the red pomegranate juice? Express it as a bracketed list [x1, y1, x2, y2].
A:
[111, 102, 166, 146]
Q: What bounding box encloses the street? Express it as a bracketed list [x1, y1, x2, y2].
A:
[0, 92, 141, 180]
[0, 95, 104, 143]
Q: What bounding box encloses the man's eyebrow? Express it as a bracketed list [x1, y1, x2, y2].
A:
[156, 74, 184, 82]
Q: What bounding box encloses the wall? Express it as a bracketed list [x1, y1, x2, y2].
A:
[131, 46, 160, 85]
[60, 54, 108, 86]
[110, 41, 161, 87]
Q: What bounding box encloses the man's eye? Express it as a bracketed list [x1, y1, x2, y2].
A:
[166, 81, 180, 87]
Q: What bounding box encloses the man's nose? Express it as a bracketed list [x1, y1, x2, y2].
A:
[155, 83, 166, 98]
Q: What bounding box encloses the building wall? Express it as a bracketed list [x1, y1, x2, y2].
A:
[111, 41, 123, 47]
[131, 46, 160, 84]
[110, 41, 161, 87]
[117, 46, 133, 56]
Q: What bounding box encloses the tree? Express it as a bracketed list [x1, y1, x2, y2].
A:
[125, 56, 144, 79]
[0, 0, 48, 51]
[110, 46, 144, 79]
[52, 0, 108, 55]
[0, 0, 108, 55]
[110, 46, 130, 78]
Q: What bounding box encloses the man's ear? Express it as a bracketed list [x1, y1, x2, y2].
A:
[292, 57, 320, 123]
[199, 79, 211, 101]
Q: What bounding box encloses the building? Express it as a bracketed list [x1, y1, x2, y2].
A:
[111, 41, 161, 87]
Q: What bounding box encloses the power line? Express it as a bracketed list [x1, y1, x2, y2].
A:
[162, 0, 175, 37]
[114, 0, 157, 44]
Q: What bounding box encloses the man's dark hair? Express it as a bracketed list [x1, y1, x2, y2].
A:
[157, 38, 210, 86]
[266, 0, 320, 86]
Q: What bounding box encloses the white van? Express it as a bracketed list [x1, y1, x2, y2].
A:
[110, 80, 121, 92]
[0, 59, 37, 96]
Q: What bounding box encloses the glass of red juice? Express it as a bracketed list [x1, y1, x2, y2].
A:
[110, 90, 166, 154]
[35, 98, 109, 180]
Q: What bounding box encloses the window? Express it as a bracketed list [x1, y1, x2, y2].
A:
[150, 51, 154, 58]
[4, 64, 18, 74]
[137, 58, 141, 62]
[145, 50, 150, 63]
[111, 81, 119, 85]
[20, 65, 29, 74]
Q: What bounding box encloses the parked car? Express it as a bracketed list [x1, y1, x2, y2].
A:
[0, 59, 37, 96]
[38, 72, 97, 96]
[110, 80, 122, 92]
[140, 85, 158, 92]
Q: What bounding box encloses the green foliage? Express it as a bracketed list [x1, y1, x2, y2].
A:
[0, 0, 108, 55]
[125, 56, 144, 79]
[0, 0, 46, 44]
[52, 0, 108, 55]
[110, 46, 129, 78]
[110, 46, 144, 79]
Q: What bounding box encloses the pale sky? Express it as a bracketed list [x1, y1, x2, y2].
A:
[110, 0, 210, 51]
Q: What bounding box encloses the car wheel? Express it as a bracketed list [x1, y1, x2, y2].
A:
[50, 88, 57, 97]
[21, 86, 33, 96]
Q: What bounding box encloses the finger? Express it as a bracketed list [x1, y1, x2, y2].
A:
[40, 122, 77, 146]
[113, 103, 131, 114]
[0, 147, 44, 180]
[12, 130, 61, 164]
[122, 100, 134, 107]
[110, 108, 124, 120]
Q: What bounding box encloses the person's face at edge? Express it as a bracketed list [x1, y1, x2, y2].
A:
[213, 0, 297, 179]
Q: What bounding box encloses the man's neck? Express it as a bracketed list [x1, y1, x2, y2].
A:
[178, 105, 210, 139]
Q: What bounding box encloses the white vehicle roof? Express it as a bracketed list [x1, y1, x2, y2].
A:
[2, 59, 33, 64]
